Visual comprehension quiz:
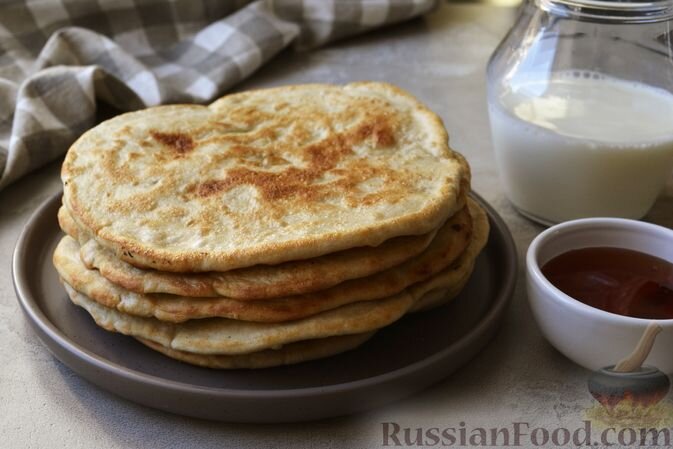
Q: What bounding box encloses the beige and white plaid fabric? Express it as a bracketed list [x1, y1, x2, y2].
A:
[0, 0, 437, 190]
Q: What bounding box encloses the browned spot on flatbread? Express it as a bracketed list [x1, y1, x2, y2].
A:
[195, 167, 318, 201]
[151, 131, 195, 155]
[190, 114, 399, 203]
[195, 179, 227, 198]
[350, 119, 396, 148]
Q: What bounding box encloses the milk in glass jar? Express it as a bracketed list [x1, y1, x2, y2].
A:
[487, 0, 673, 225]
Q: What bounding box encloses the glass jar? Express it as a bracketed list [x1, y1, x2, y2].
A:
[487, 0, 673, 225]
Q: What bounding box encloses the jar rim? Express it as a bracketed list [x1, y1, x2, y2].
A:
[536, 0, 673, 22]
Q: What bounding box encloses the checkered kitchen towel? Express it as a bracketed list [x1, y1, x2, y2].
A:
[0, 0, 437, 191]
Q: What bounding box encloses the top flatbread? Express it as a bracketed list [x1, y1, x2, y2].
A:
[62, 82, 466, 272]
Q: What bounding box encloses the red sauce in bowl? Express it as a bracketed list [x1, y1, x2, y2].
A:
[541, 247, 673, 319]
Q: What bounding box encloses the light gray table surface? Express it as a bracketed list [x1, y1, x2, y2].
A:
[2, 4, 673, 448]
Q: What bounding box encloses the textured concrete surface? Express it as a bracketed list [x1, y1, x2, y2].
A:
[2, 5, 673, 448]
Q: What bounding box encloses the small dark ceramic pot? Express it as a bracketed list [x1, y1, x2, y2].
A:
[588, 366, 670, 412]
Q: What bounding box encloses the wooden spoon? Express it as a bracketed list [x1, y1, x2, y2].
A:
[613, 322, 662, 372]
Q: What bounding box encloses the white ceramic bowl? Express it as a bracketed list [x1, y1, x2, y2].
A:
[527, 218, 673, 374]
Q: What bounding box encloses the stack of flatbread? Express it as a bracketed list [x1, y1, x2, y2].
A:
[53, 82, 489, 369]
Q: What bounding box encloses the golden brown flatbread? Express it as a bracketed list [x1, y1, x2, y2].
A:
[62, 82, 467, 272]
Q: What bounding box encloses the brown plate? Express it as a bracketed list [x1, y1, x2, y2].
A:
[13, 191, 517, 423]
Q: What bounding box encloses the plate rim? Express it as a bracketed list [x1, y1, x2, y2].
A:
[13, 190, 517, 400]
